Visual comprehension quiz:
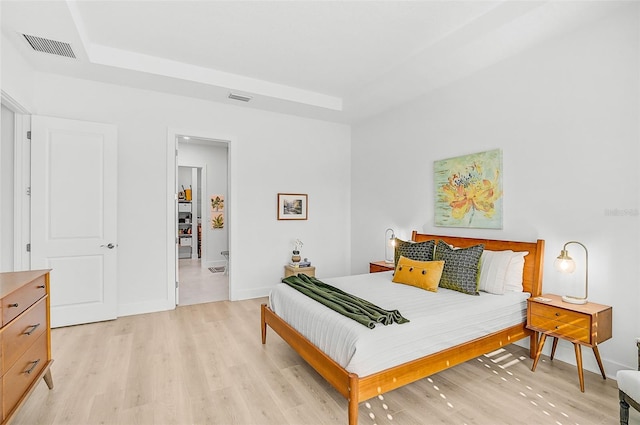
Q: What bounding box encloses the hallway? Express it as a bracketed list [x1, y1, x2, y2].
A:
[178, 259, 228, 306]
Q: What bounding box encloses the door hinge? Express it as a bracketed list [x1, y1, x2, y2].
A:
[175, 149, 178, 157]
[175, 281, 179, 289]
[26, 131, 31, 140]
[26, 187, 31, 196]
[26, 243, 30, 252]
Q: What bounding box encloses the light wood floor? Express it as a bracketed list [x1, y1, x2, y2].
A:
[13, 297, 635, 425]
[178, 258, 229, 306]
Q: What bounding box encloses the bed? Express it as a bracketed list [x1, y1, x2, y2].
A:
[261, 232, 545, 425]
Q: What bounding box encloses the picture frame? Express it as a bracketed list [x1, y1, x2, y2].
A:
[434, 149, 503, 229]
[277, 193, 308, 220]
[210, 195, 224, 229]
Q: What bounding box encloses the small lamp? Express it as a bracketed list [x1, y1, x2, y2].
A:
[554, 241, 588, 304]
[384, 228, 396, 263]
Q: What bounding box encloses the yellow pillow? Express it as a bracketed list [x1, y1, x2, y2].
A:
[392, 256, 444, 292]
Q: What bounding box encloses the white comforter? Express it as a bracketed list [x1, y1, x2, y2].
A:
[269, 271, 529, 377]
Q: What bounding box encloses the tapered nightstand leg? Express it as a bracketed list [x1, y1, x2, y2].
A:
[550, 337, 558, 360]
[574, 343, 585, 392]
[592, 346, 606, 379]
[531, 333, 547, 372]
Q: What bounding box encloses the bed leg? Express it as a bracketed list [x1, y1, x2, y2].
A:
[348, 373, 359, 425]
[529, 332, 538, 359]
[261, 303, 267, 344]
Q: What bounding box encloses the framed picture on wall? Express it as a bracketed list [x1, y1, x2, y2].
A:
[434, 149, 503, 229]
[210, 195, 224, 229]
[277, 193, 308, 220]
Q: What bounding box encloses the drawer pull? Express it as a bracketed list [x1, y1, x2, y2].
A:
[24, 359, 41, 375]
[555, 326, 560, 330]
[24, 323, 41, 336]
[555, 313, 560, 316]
[37, 285, 45, 289]
[8, 303, 19, 308]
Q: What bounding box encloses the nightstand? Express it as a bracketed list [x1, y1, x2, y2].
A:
[369, 261, 395, 273]
[527, 294, 612, 392]
[284, 265, 315, 278]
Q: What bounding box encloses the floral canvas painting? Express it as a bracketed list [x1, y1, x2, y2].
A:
[434, 149, 503, 229]
[211, 195, 224, 229]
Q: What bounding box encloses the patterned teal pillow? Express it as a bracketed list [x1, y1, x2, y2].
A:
[394, 239, 435, 268]
[434, 241, 484, 295]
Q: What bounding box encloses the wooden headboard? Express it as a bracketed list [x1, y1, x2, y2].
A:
[411, 231, 545, 297]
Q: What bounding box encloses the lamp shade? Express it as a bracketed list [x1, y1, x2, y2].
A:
[555, 241, 588, 304]
[384, 228, 396, 263]
[554, 249, 576, 273]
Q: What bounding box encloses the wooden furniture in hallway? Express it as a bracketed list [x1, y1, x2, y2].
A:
[0, 269, 54, 424]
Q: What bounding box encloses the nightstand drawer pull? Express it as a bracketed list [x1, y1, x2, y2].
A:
[24, 323, 41, 336]
[24, 359, 41, 375]
[8, 303, 19, 308]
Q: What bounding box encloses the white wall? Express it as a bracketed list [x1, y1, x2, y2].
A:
[15, 71, 351, 314]
[0, 33, 35, 111]
[351, 5, 639, 377]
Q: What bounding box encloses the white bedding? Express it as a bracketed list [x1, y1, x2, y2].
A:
[269, 271, 529, 377]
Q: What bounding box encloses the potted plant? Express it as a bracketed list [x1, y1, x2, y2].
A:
[292, 239, 303, 263]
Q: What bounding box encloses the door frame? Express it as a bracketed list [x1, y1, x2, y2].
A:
[1, 90, 31, 271]
[166, 128, 235, 305]
[177, 164, 206, 262]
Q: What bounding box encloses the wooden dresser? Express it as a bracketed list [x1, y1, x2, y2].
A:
[0, 270, 54, 424]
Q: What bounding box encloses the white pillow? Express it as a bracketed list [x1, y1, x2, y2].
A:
[478, 250, 513, 294]
[504, 251, 528, 292]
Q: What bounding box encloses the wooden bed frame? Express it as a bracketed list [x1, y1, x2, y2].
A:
[261, 232, 545, 425]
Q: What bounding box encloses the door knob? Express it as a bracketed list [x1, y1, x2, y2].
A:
[101, 243, 116, 249]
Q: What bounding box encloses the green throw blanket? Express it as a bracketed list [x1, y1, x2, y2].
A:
[281, 273, 409, 329]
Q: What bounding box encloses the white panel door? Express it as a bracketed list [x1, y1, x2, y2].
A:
[31, 116, 117, 328]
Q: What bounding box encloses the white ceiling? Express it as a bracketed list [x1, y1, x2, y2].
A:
[0, 1, 624, 123]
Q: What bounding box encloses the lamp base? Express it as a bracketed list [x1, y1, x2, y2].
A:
[562, 295, 587, 305]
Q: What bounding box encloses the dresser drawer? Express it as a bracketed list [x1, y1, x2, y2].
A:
[2, 298, 47, 375]
[2, 275, 46, 326]
[529, 314, 590, 343]
[3, 332, 47, 419]
[529, 302, 590, 328]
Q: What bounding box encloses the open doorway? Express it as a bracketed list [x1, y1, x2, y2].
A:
[176, 136, 229, 306]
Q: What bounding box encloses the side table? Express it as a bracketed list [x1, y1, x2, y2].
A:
[284, 265, 315, 278]
[369, 261, 394, 273]
[527, 293, 612, 392]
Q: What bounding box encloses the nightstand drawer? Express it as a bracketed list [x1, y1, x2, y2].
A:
[530, 303, 590, 328]
[529, 315, 590, 343]
[369, 261, 395, 273]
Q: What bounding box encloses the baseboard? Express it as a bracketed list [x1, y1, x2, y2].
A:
[230, 286, 270, 301]
[203, 260, 226, 269]
[118, 299, 174, 318]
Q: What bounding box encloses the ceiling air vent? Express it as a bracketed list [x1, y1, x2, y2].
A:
[228, 92, 253, 102]
[22, 34, 76, 59]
